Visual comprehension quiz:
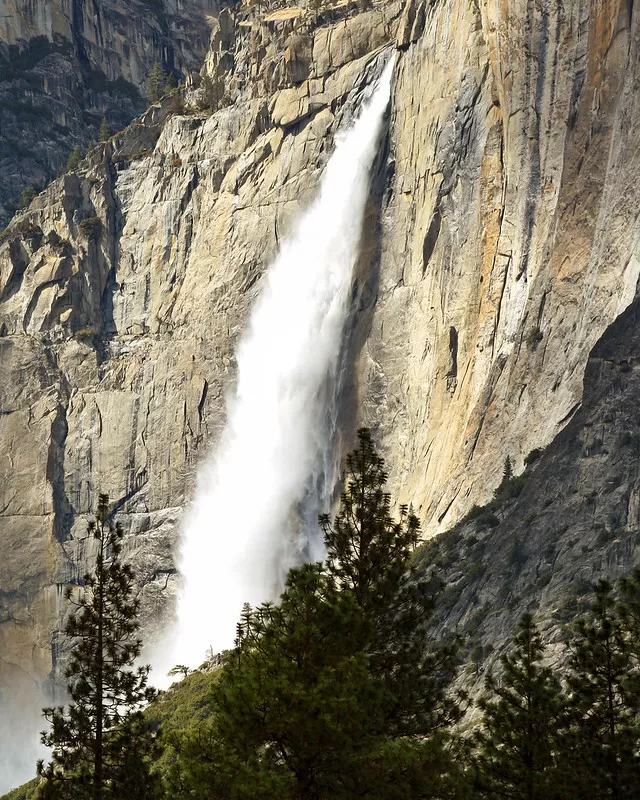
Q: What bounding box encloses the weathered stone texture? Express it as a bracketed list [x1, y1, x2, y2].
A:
[364, 0, 640, 542]
[0, 0, 218, 226]
[1, 0, 640, 726]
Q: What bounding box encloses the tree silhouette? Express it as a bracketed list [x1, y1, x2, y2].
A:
[38, 494, 159, 800]
[475, 613, 563, 800]
[99, 116, 110, 143]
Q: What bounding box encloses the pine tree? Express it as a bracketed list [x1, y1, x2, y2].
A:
[218, 564, 377, 799]
[618, 566, 640, 660]
[321, 428, 461, 738]
[169, 430, 463, 799]
[65, 146, 83, 172]
[99, 116, 110, 143]
[37, 494, 160, 800]
[163, 72, 177, 94]
[474, 613, 564, 800]
[503, 455, 513, 482]
[561, 579, 640, 799]
[146, 62, 165, 104]
[320, 428, 420, 614]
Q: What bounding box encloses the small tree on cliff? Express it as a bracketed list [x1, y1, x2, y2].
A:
[99, 116, 110, 143]
[146, 62, 166, 104]
[65, 146, 83, 172]
[37, 494, 159, 800]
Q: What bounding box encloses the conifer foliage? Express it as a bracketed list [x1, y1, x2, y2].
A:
[146, 62, 166, 104]
[473, 580, 640, 800]
[321, 429, 461, 737]
[38, 494, 159, 800]
[475, 614, 563, 800]
[168, 429, 463, 799]
[320, 428, 420, 613]
[99, 116, 110, 143]
[561, 579, 640, 799]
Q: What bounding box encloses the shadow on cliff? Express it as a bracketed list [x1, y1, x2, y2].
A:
[420, 288, 640, 671]
[335, 82, 393, 462]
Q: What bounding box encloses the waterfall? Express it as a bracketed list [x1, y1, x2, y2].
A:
[168, 57, 394, 671]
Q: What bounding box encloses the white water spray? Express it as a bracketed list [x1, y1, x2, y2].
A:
[166, 58, 394, 671]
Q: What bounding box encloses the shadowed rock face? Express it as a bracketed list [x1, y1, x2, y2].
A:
[1, 0, 640, 704]
[0, 0, 220, 227]
[423, 294, 640, 678]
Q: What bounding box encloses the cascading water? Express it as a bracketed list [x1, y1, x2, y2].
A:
[166, 57, 394, 671]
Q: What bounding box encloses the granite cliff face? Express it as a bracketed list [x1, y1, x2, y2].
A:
[0, 0, 219, 226]
[1, 0, 640, 740]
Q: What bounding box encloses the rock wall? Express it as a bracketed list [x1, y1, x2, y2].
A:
[0, 0, 219, 226]
[1, 0, 640, 718]
[364, 0, 640, 536]
[423, 293, 640, 673]
[0, 0, 403, 703]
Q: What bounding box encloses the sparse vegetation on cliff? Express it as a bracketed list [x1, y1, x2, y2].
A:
[78, 216, 102, 241]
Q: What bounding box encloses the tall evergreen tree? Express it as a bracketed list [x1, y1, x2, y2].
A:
[474, 613, 563, 800]
[321, 428, 461, 737]
[502, 456, 513, 483]
[65, 146, 83, 172]
[320, 428, 420, 614]
[169, 430, 463, 799]
[561, 580, 640, 799]
[37, 494, 159, 800]
[99, 116, 110, 143]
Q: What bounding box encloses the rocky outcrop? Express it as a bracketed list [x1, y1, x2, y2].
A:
[2, 0, 640, 756]
[0, 0, 219, 227]
[0, 0, 402, 717]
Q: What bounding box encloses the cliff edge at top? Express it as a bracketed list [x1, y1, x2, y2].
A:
[0, 0, 220, 226]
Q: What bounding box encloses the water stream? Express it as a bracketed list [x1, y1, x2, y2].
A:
[163, 56, 395, 672]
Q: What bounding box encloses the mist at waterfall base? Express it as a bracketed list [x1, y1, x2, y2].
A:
[157, 60, 394, 675]
[0, 684, 48, 792]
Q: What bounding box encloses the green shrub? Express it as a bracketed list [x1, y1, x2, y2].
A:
[508, 538, 526, 567]
[477, 510, 500, 528]
[78, 216, 101, 240]
[468, 560, 486, 581]
[537, 570, 553, 588]
[524, 447, 543, 466]
[73, 326, 96, 341]
[17, 185, 37, 209]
